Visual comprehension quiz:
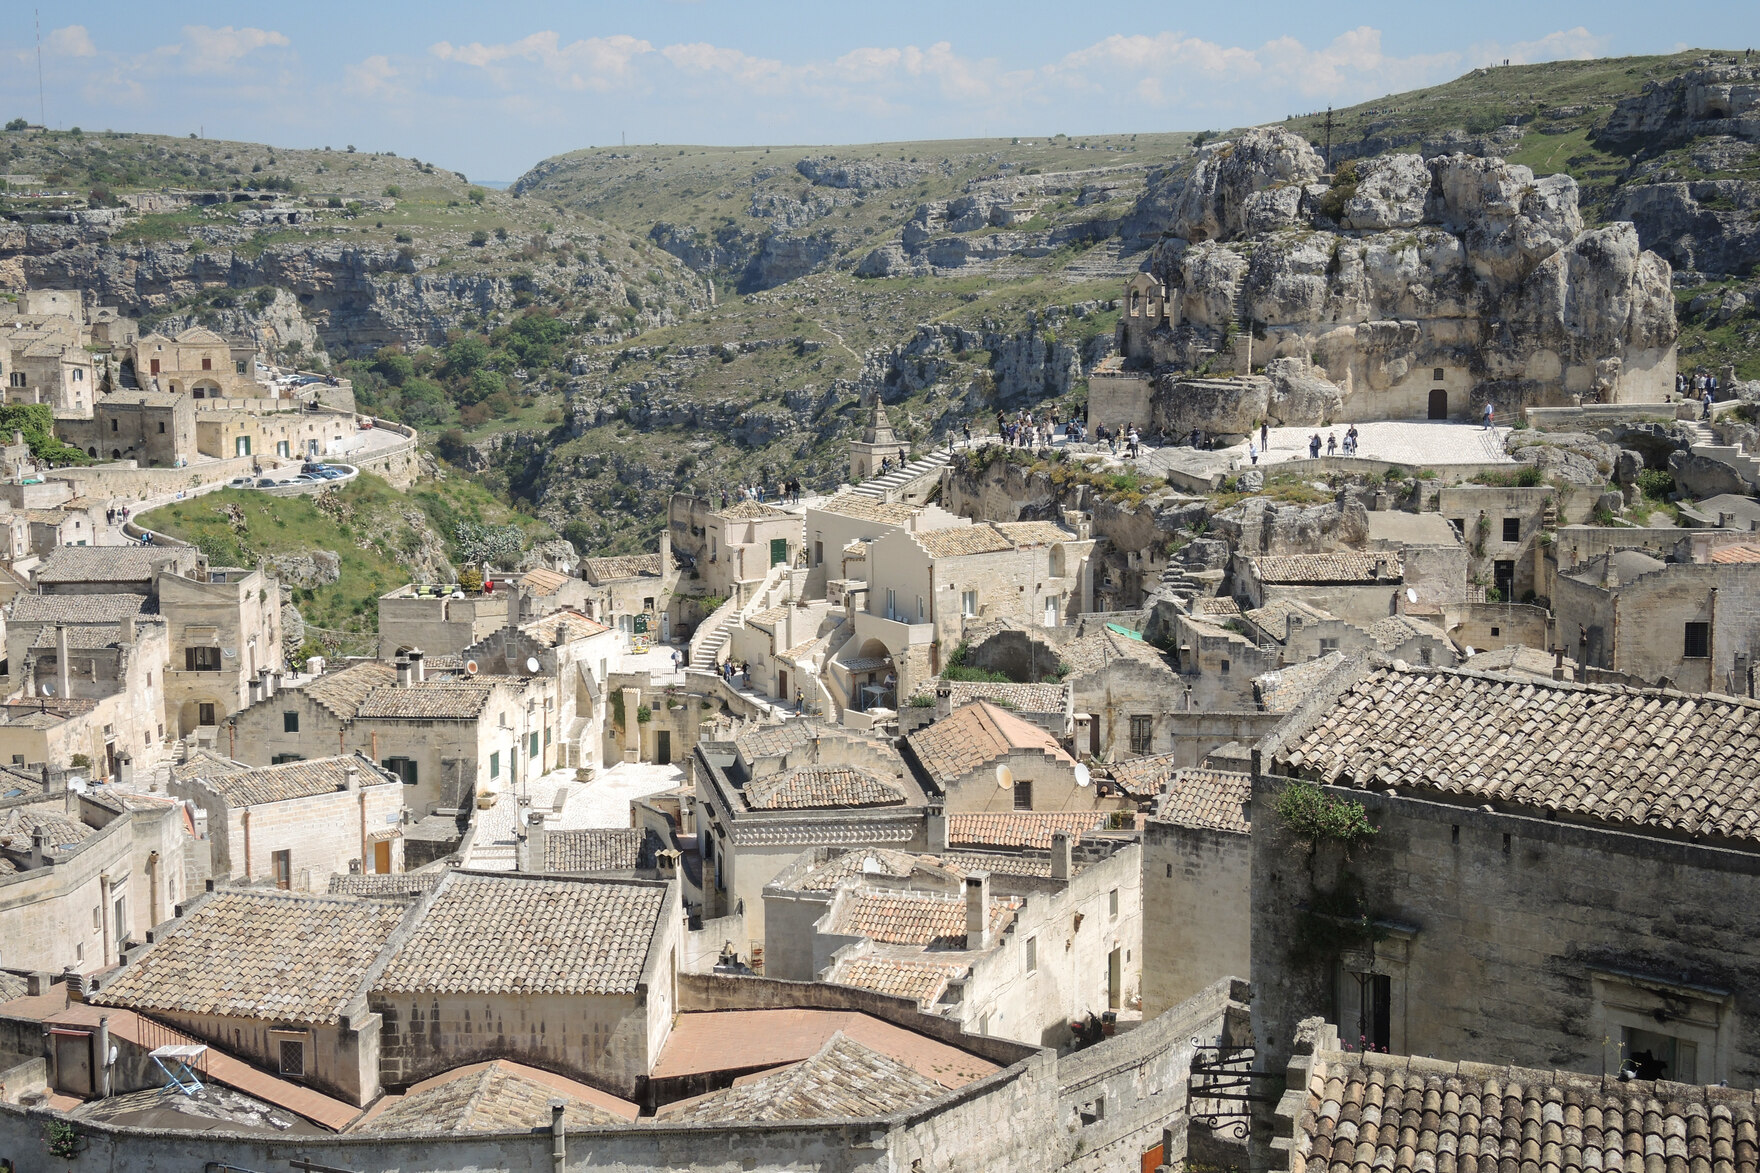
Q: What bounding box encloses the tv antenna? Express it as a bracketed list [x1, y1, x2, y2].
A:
[35, 10, 47, 129]
[1322, 106, 1335, 173]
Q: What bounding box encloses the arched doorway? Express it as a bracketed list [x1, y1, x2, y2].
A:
[1428, 388, 1449, 420]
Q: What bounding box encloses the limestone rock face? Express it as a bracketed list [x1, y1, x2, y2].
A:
[1168, 130, 1326, 243]
[1210, 496, 1369, 556]
[519, 539, 578, 573]
[1343, 153, 1432, 232]
[1151, 376, 1270, 438]
[1606, 181, 1760, 277]
[1670, 449, 1752, 498]
[281, 604, 306, 649]
[1614, 449, 1645, 485]
[266, 549, 342, 588]
[1264, 357, 1344, 425]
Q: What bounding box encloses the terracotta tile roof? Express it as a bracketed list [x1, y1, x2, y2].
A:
[1255, 652, 1350, 712]
[783, 848, 921, 892]
[746, 765, 905, 811]
[520, 609, 610, 645]
[716, 499, 791, 520]
[92, 890, 408, 1026]
[1295, 1049, 1760, 1173]
[544, 827, 663, 872]
[179, 754, 394, 808]
[33, 545, 190, 585]
[1709, 543, 1760, 564]
[732, 718, 818, 761]
[652, 1008, 998, 1089]
[0, 971, 28, 1002]
[813, 493, 920, 525]
[581, 553, 662, 582]
[26, 622, 138, 649]
[1368, 614, 1452, 651]
[942, 850, 1059, 879]
[906, 700, 1074, 786]
[519, 567, 571, 595]
[948, 811, 1111, 850]
[0, 803, 93, 854]
[826, 955, 968, 1007]
[170, 748, 250, 783]
[1273, 662, 1760, 844]
[911, 524, 1014, 559]
[661, 1032, 948, 1123]
[993, 520, 1075, 546]
[376, 873, 664, 996]
[1141, 765, 1252, 833]
[0, 767, 47, 801]
[351, 1059, 637, 1135]
[1244, 597, 1337, 637]
[354, 682, 497, 720]
[1059, 627, 1177, 678]
[826, 887, 1018, 949]
[10, 593, 152, 624]
[301, 662, 397, 719]
[1251, 551, 1402, 584]
[1194, 596, 1241, 618]
[327, 872, 442, 898]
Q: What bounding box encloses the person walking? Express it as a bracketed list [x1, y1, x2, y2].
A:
[1309, 433, 1322, 458]
[1482, 402, 1495, 430]
[1326, 432, 1337, 456]
[1248, 440, 1258, 466]
[1259, 420, 1268, 452]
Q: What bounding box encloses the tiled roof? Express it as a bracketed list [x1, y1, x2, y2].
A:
[1709, 543, 1760, 564]
[659, 1032, 947, 1124]
[519, 567, 571, 596]
[92, 890, 407, 1025]
[352, 1059, 637, 1134]
[1294, 1049, 1760, 1173]
[716, 499, 791, 520]
[1273, 662, 1760, 843]
[784, 848, 921, 892]
[0, 768, 46, 801]
[746, 604, 790, 631]
[0, 804, 94, 853]
[1194, 596, 1241, 618]
[10, 592, 152, 624]
[544, 827, 663, 872]
[1059, 626, 1178, 678]
[993, 520, 1075, 545]
[813, 493, 920, 525]
[376, 873, 664, 996]
[910, 682, 1069, 712]
[177, 755, 393, 808]
[1143, 765, 1252, 833]
[1368, 614, 1452, 651]
[826, 887, 1018, 949]
[33, 545, 188, 584]
[746, 765, 905, 811]
[906, 700, 1074, 786]
[1255, 652, 1349, 713]
[1462, 646, 1574, 680]
[911, 524, 1014, 559]
[327, 872, 442, 898]
[174, 326, 227, 345]
[520, 609, 610, 645]
[581, 553, 662, 582]
[948, 811, 1111, 850]
[301, 661, 397, 719]
[732, 719, 818, 761]
[26, 622, 139, 650]
[652, 1007, 998, 1089]
[1252, 551, 1401, 584]
[1244, 597, 1338, 637]
[0, 971, 28, 1002]
[354, 683, 497, 720]
[826, 954, 968, 1007]
[170, 748, 250, 783]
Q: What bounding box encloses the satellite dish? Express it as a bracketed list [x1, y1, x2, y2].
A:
[525, 657, 541, 674]
[1464, 646, 1476, 657]
[465, 660, 480, 675]
[40, 683, 54, 697]
[1406, 587, 1418, 604]
[995, 763, 1014, 790]
[1075, 762, 1091, 788]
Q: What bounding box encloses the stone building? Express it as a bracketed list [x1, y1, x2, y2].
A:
[1239, 598, 1459, 669]
[848, 398, 906, 483]
[1553, 542, 1760, 695]
[0, 777, 187, 975]
[1232, 550, 1407, 626]
[801, 490, 960, 599]
[763, 830, 1143, 1047]
[227, 660, 554, 817]
[1135, 764, 1252, 1017]
[129, 327, 257, 398]
[158, 561, 283, 737]
[579, 545, 678, 639]
[905, 700, 1109, 815]
[57, 391, 196, 465]
[1253, 655, 1760, 1086]
[666, 492, 801, 604]
[377, 582, 512, 660]
[694, 721, 928, 948]
[7, 619, 169, 775]
[459, 609, 619, 770]
[167, 752, 405, 888]
[193, 406, 356, 462]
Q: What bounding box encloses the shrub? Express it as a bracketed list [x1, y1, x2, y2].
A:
[1636, 469, 1674, 499]
[469, 230, 489, 247]
[1274, 781, 1377, 855]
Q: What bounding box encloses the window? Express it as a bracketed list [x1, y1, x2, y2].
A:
[382, 757, 417, 785]
[1219, 659, 1230, 675]
[885, 588, 896, 619]
[272, 850, 292, 890]
[283, 712, 299, 733]
[1684, 622, 1710, 659]
[814, 540, 823, 567]
[961, 590, 977, 617]
[529, 731, 540, 759]
[1013, 779, 1033, 810]
[197, 703, 216, 726]
[114, 896, 127, 946]
[1129, 715, 1153, 754]
[544, 725, 552, 747]
[490, 751, 500, 779]
[1026, 936, 1038, 973]
[917, 595, 925, 620]
[277, 440, 290, 457]
[1593, 971, 1728, 1083]
[110, 418, 118, 432]
[1449, 518, 1464, 537]
[278, 1039, 304, 1077]
[235, 436, 251, 457]
[1502, 517, 1521, 543]
[236, 360, 248, 374]
[1109, 889, 1119, 919]
[185, 646, 223, 671]
[1339, 968, 1393, 1052]
[74, 369, 84, 382]
[157, 421, 165, 434]
[1432, 368, 1445, 381]
[1318, 637, 1340, 655]
[271, 753, 304, 764]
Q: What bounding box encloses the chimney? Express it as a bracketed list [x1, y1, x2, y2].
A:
[120, 616, 136, 646]
[30, 826, 47, 869]
[10, 430, 22, 447]
[249, 676, 263, 705]
[1050, 832, 1072, 881]
[935, 683, 953, 720]
[55, 624, 70, 699]
[964, 872, 992, 951]
[342, 762, 359, 792]
[926, 802, 947, 853]
[659, 529, 672, 576]
[259, 668, 275, 700]
[518, 809, 547, 873]
[409, 648, 425, 683]
[1552, 647, 1567, 682]
[395, 656, 411, 688]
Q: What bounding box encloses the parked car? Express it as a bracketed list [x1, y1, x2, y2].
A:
[254, 478, 278, 488]
[226, 477, 255, 489]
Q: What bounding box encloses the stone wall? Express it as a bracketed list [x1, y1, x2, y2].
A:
[1554, 560, 1760, 692]
[1143, 820, 1251, 1017]
[1446, 601, 1553, 654]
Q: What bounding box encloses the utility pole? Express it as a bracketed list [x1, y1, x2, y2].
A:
[35, 10, 47, 128]
[1322, 107, 1335, 173]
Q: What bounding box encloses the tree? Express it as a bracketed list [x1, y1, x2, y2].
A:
[4, 118, 27, 132]
[383, 185, 400, 198]
[459, 367, 504, 405]
[469, 230, 489, 247]
[443, 336, 489, 379]
[467, 187, 488, 205]
[371, 348, 414, 386]
[0, 403, 90, 464]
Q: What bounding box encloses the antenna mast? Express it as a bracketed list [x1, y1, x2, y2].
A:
[1322, 106, 1335, 173]
[35, 10, 47, 128]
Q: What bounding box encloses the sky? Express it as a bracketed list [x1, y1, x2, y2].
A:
[4, 2, 1758, 182]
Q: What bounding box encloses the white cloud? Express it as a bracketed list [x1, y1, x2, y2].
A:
[346, 54, 399, 99]
[179, 25, 291, 64]
[431, 32, 654, 92]
[1469, 27, 1610, 68]
[46, 25, 96, 58]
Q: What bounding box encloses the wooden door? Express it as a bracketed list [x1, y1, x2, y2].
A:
[373, 839, 392, 875]
[1428, 388, 1448, 419]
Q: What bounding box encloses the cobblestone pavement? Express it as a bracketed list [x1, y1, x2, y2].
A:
[1095, 420, 1518, 480]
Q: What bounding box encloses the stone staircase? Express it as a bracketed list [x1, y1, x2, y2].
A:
[850, 448, 953, 500]
[1059, 239, 1142, 281]
[1685, 421, 1760, 488]
[689, 561, 796, 671]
